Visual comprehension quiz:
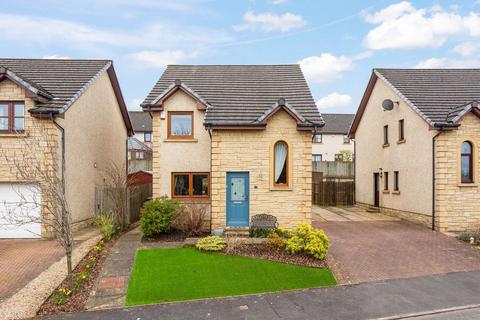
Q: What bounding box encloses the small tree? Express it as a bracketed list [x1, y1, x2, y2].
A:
[0, 122, 74, 286]
[336, 150, 353, 162]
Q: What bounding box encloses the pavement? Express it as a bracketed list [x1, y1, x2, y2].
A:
[40, 270, 480, 320]
[313, 206, 480, 284]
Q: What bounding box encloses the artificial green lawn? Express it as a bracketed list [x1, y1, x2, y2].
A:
[126, 247, 336, 305]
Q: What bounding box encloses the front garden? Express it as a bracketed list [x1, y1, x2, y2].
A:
[125, 197, 336, 305]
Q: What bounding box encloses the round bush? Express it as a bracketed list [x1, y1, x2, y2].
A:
[140, 197, 180, 237]
[285, 223, 330, 260]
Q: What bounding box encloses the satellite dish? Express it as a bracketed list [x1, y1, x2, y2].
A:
[382, 99, 394, 111]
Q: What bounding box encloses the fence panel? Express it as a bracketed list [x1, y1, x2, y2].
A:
[312, 161, 354, 206]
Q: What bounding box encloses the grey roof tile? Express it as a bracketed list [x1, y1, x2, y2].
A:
[375, 68, 480, 125]
[129, 111, 152, 132]
[321, 113, 355, 134]
[0, 58, 111, 112]
[143, 65, 323, 127]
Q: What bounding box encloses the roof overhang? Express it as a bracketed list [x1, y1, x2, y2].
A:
[0, 68, 54, 100]
[141, 80, 211, 112]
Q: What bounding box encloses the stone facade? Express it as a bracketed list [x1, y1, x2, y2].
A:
[210, 110, 312, 230]
[435, 113, 480, 233]
[0, 72, 128, 238]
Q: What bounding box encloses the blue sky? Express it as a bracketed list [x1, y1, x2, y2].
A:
[2, 0, 480, 114]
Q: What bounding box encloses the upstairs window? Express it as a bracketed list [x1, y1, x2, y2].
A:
[144, 132, 152, 142]
[343, 134, 350, 144]
[274, 141, 288, 186]
[461, 141, 474, 183]
[398, 119, 405, 141]
[135, 151, 144, 159]
[0, 102, 24, 133]
[313, 133, 322, 143]
[168, 111, 193, 139]
[383, 125, 389, 145]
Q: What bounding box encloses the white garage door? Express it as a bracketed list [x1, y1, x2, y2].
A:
[0, 183, 41, 238]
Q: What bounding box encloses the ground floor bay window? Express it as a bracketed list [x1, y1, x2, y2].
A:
[172, 172, 210, 198]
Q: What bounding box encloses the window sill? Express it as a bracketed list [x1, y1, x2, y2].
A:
[0, 132, 27, 138]
[382, 143, 390, 148]
[382, 190, 390, 194]
[392, 190, 400, 195]
[397, 139, 406, 144]
[164, 138, 198, 143]
[458, 183, 478, 188]
[270, 187, 292, 191]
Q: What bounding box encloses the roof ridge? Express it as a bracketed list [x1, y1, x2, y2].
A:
[0, 58, 112, 62]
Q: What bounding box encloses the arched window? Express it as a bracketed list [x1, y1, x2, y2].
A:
[461, 141, 473, 183]
[274, 141, 288, 186]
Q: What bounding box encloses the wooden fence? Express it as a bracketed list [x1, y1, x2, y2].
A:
[95, 183, 152, 224]
[312, 161, 355, 206]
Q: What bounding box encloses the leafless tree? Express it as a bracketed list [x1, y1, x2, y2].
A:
[0, 122, 74, 286]
[100, 161, 132, 230]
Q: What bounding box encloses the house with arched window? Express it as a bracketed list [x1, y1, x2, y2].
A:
[140, 65, 324, 231]
[349, 68, 480, 234]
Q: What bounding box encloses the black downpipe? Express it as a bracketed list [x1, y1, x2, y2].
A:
[52, 116, 66, 191]
[432, 130, 442, 231]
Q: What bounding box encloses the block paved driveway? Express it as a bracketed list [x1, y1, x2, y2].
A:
[313, 206, 480, 284]
[0, 239, 64, 302]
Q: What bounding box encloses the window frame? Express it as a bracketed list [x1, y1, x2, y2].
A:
[0, 101, 25, 133]
[313, 133, 322, 143]
[384, 171, 389, 191]
[171, 172, 210, 199]
[167, 111, 194, 140]
[343, 134, 350, 144]
[398, 119, 405, 141]
[135, 151, 144, 159]
[144, 132, 152, 142]
[383, 125, 389, 145]
[273, 140, 289, 188]
[461, 141, 474, 184]
[312, 154, 322, 162]
[394, 171, 399, 191]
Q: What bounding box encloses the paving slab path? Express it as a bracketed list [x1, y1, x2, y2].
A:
[40, 271, 480, 320]
[85, 227, 142, 310]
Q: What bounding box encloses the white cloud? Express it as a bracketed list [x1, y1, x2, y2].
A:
[316, 92, 353, 110]
[234, 11, 306, 32]
[298, 53, 353, 84]
[128, 98, 143, 111]
[452, 41, 480, 57]
[42, 55, 71, 59]
[131, 50, 198, 68]
[414, 57, 480, 68]
[0, 13, 231, 51]
[271, 0, 287, 4]
[363, 2, 480, 50]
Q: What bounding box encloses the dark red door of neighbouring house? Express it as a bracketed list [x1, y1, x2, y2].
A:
[374, 173, 380, 207]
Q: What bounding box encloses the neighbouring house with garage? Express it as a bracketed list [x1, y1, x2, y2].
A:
[128, 111, 153, 173]
[312, 113, 355, 162]
[0, 58, 133, 238]
[349, 68, 480, 234]
[141, 65, 323, 231]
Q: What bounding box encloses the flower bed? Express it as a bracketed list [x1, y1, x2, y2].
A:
[37, 239, 115, 316]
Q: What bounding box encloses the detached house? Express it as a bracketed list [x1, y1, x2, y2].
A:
[312, 113, 355, 162]
[142, 65, 323, 230]
[0, 59, 133, 238]
[350, 69, 480, 234]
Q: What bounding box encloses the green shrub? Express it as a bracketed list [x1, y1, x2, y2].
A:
[93, 211, 118, 241]
[285, 223, 329, 260]
[457, 229, 480, 245]
[266, 233, 287, 249]
[274, 227, 291, 238]
[249, 228, 273, 238]
[140, 197, 180, 237]
[196, 236, 226, 252]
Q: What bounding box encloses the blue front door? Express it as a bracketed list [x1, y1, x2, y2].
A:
[226, 172, 249, 227]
